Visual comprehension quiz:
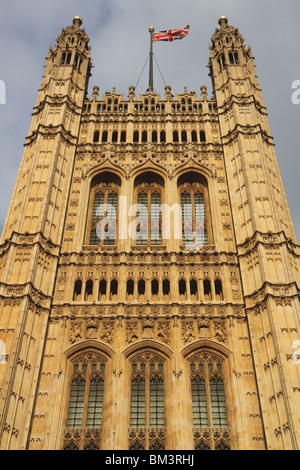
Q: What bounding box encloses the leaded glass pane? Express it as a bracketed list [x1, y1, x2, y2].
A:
[210, 376, 228, 427]
[89, 229, 98, 245]
[149, 375, 164, 427]
[194, 192, 207, 245]
[86, 376, 104, 428]
[103, 192, 117, 245]
[66, 377, 86, 428]
[130, 376, 145, 427]
[181, 193, 193, 244]
[92, 193, 105, 219]
[136, 193, 148, 245]
[150, 193, 161, 244]
[191, 376, 208, 427]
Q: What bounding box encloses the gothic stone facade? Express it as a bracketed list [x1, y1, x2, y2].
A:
[0, 16, 299, 450]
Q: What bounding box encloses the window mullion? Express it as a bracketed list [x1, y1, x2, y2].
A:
[81, 364, 92, 430]
[191, 191, 196, 243]
[147, 190, 151, 244]
[204, 362, 215, 449]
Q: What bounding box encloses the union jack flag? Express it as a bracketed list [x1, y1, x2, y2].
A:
[152, 25, 190, 43]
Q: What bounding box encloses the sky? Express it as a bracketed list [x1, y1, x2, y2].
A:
[0, 0, 299, 241]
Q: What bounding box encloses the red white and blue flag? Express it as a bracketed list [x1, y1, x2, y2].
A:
[152, 25, 190, 43]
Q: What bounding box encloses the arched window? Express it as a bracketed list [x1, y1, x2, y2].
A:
[142, 130, 147, 143]
[99, 279, 107, 301]
[66, 52, 72, 65]
[93, 130, 99, 143]
[189, 352, 230, 450]
[73, 279, 82, 301]
[190, 279, 198, 300]
[178, 173, 210, 247]
[101, 131, 108, 143]
[86, 173, 120, 246]
[110, 279, 118, 300]
[152, 130, 157, 143]
[151, 279, 159, 300]
[181, 130, 187, 142]
[134, 173, 164, 246]
[127, 279, 135, 301]
[162, 279, 170, 300]
[85, 279, 93, 301]
[133, 131, 139, 143]
[120, 131, 126, 142]
[203, 279, 212, 301]
[214, 279, 223, 301]
[112, 131, 118, 143]
[200, 130, 206, 142]
[64, 352, 107, 450]
[129, 352, 165, 450]
[191, 130, 197, 142]
[179, 279, 187, 300]
[138, 279, 145, 300]
[173, 130, 179, 142]
[61, 52, 66, 65]
[160, 131, 166, 143]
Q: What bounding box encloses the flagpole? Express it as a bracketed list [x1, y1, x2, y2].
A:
[148, 27, 154, 91]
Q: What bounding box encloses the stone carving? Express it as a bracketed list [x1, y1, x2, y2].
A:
[70, 323, 82, 343]
[142, 318, 154, 339]
[198, 319, 210, 339]
[86, 319, 98, 339]
[126, 322, 139, 344]
[100, 322, 114, 344]
[214, 322, 226, 343]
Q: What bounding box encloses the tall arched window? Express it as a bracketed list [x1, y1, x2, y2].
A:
[134, 173, 164, 246]
[190, 279, 198, 300]
[162, 279, 170, 300]
[133, 131, 139, 143]
[64, 352, 107, 450]
[160, 131, 166, 143]
[99, 279, 107, 301]
[110, 279, 118, 300]
[214, 279, 223, 301]
[200, 130, 206, 142]
[178, 173, 210, 247]
[138, 279, 145, 300]
[203, 279, 212, 301]
[129, 352, 165, 450]
[151, 279, 159, 300]
[86, 173, 121, 246]
[93, 130, 99, 143]
[73, 279, 82, 301]
[189, 351, 230, 450]
[85, 279, 93, 301]
[127, 279, 135, 300]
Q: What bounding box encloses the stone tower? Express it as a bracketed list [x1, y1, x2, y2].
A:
[0, 16, 299, 450]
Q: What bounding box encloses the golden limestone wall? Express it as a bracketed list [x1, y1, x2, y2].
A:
[209, 16, 300, 448]
[0, 17, 91, 449]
